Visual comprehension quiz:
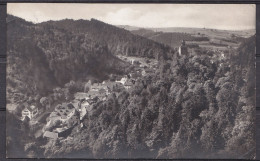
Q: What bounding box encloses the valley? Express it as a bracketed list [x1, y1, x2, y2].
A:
[6, 15, 256, 159]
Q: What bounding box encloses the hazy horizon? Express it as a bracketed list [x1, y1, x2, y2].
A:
[8, 13, 255, 32]
[117, 24, 256, 31]
[7, 4, 255, 31]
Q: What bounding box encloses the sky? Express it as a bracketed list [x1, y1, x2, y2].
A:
[7, 3, 255, 30]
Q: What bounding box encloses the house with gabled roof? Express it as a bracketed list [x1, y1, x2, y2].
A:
[21, 104, 38, 120]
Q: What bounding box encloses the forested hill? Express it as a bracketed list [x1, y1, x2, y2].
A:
[6, 14, 174, 102]
[131, 28, 195, 48]
[7, 15, 131, 98]
[40, 36, 255, 158]
[39, 18, 173, 59]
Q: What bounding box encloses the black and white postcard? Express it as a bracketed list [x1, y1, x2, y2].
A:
[6, 3, 256, 159]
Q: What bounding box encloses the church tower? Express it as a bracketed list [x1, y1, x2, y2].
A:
[178, 40, 188, 56]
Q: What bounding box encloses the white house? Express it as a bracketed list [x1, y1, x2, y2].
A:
[21, 105, 38, 120]
[116, 77, 127, 85]
[43, 131, 58, 139]
[124, 79, 134, 90]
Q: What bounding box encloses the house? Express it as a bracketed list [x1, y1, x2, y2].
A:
[43, 127, 74, 139]
[135, 67, 143, 72]
[49, 103, 79, 126]
[129, 59, 140, 65]
[53, 103, 76, 121]
[124, 79, 135, 90]
[178, 40, 188, 56]
[79, 105, 87, 121]
[87, 90, 100, 98]
[90, 83, 103, 92]
[88, 97, 99, 104]
[142, 70, 146, 76]
[115, 77, 127, 85]
[21, 104, 38, 120]
[65, 113, 79, 128]
[47, 103, 80, 138]
[43, 131, 58, 139]
[90, 83, 112, 96]
[78, 98, 97, 120]
[54, 127, 73, 138]
[74, 92, 90, 101]
[98, 86, 110, 95]
[79, 98, 90, 108]
[142, 68, 153, 76]
[130, 72, 140, 79]
[110, 82, 124, 92]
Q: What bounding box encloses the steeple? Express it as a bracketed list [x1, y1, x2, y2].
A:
[181, 40, 186, 46]
[178, 40, 188, 56]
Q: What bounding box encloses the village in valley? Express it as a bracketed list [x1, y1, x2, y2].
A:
[6, 4, 256, 159]
[17, 53, 159, 140]
[6, 12, 252, 142]
[15, 37, 234, 141]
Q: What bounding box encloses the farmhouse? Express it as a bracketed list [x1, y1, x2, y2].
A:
[21, 104, 38, 120]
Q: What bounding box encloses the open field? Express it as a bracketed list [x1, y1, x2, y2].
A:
[128, 27, 250, 51]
